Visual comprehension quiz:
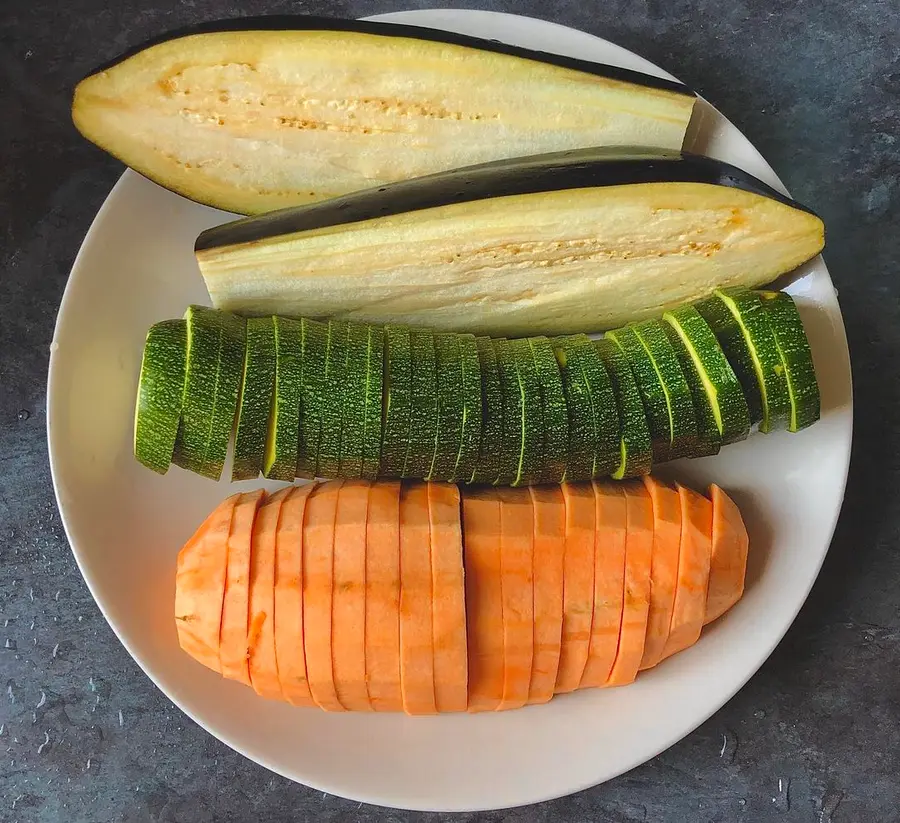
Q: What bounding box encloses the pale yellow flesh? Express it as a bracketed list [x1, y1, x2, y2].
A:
[72, 30, 695, 214]
[196, 182, 825, 336]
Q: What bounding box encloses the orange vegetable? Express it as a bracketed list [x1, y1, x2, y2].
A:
[428, 483, 468, 713]
[527, 485, 565, 704]
[174, 493, 239, 673]
[705, 485, 749, 624]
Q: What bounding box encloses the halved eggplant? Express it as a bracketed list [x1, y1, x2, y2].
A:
[71, 16, 696, 215]
[196, 148, 825, 337]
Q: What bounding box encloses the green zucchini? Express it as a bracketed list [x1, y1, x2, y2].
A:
[594, 337, 652, 478]
[428, 333, 464, 482]
[695, 289, 791, 433]
[338, 321, 370, 478]
[134, 319, 186, 474]
[662, 305, 750, 448]
[380, 325, 411, 478]
[508, 337, 544, 486]
[232, 316, 275, 480]
[494, 338, 521, 487]
[317, 320, 348, 477]
[470, 336, 503, 485]
[263, 316, 303, 481]
[631, 319, 698, 460]
[528, 336, 568, 483]
[759, 291, 820, 432]
[172, 305, 245, 480]
[452, 333, 482, 483]
[402, 327, 438, 479]
[552, 335, 596, 483]
[296, 318, 328, 477]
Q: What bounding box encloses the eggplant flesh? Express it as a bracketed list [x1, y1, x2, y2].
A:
[71, 17, 696, 215]
[196, 151, 825, 337]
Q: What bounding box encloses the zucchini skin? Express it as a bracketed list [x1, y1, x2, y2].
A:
[196, 148, 818, 253]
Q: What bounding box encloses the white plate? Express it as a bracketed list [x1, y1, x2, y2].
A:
[47, 9, 852, 812]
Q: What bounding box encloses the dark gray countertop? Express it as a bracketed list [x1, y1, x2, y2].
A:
[2, 1, 898, 820]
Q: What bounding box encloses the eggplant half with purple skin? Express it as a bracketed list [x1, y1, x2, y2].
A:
[194, 147, 825, 337]
[71, 16, 697, 214]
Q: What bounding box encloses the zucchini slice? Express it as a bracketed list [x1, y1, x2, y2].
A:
[195, 149, 825, 337]
[380, 325, 412, 478]
[631, 320, 698, 460]
[74, 17, 695, 215]
[528, 336, 568, 484]
[695, 289, 791, 433]
[427, 332, 464, 482]
[594, 338, 652, 478]
[317, 320, 349, 477]
[452, 333, 483, 484]
[402, 327, 438, 479]
[232, 316, 275, 481]
[338, 322, 370, 478]
[759, 291, 821, 432]
[470, 336, 503, 485]
[662, 304, 750, 448]
[552, 335, 597, 483]
[507, 338, 544, 487]
[297, 318, 328, 477]
[134, 319, 187, 474]
[494, 338, 522, 487]
[172, 305, 245, 480]
[263, 316, 303, 481]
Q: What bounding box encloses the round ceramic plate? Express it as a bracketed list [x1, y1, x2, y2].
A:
[47, 8, 852, 812]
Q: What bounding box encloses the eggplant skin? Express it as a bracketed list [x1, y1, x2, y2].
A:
[71, 16, 696, 215]
[195, 149, 825, 337]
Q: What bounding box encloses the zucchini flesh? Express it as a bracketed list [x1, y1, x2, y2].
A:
[338, 322, 370, 478]
[317, 320, 348, 477]
[428, 333, 464, 482]
[508, 338, 544, 487]
[452, 334, 483, 483]
[298, 318, 328, 476]
[470, 336, 503, 485]
[172, 305, 245, 480]
[552, 336, 596, 483]
[528, 336, 568, 484]
[195, 150, 825, 337]
[402, 327, 438, 479]
[494, 338, 521, 487]
[263, 316, 302, 481]
[232, 316, 275, 480]
[134, 319, 187, 474]
[74, 18, 695, 215]
[759, 291, 820, 432]
[380, 325, 412, 477]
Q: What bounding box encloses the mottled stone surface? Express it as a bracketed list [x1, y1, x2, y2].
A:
[1, 1, 898, 820]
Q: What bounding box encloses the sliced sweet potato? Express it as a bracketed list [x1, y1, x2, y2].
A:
[220, 489, 265, 686]
[302, 481, 346, 711]
[606, 481, 653, 686]
[332, 480, 373, 711]
[497, 487, 535, 711]
[580, 481, 627, 688]
[661, 483, 713, 660]
[704, 485, 749, 624]
[638, 476, 682, 671]
[462, 487, 503, 712]
[428, 482, 468, 713]
[175, 493, 239, 673]
[274, 483, 317, 707]
[555, 483, 596, 693]
[527, 485, 565, 704]
[399, 482, 437, 715]
[365, 480, 403, 712]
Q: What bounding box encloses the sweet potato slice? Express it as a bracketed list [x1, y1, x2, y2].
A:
[302, 481, 346, 711]
[704, 485, 749, 624]
[365, 480, 403, 712]
[462, 487, 503, 712]
[527, 485, 565, 704]
[660, 483, 713, 660]
[555, 483, 596, 693]
[580, 481, 627, 688]
[428, 482, 468, 713]
[220, 489, 265, 685]
[399, 482, 437, 715]
[175, 493, 239, 673]
[638, 476, 682, 671]
[332, 480, 373, 711]
[497, 487, 535, 711]
[606, 481, 653, 686]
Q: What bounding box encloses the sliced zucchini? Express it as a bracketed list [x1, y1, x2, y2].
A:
[263, 316, 302, 481]
[759, 291, 821, 432]
[631, 319, 698, 460]
[317, 320, 348, 477]
[134, 319, 186, 474]
[470, 336, 503, 485]
[232, 316, 275, 480]
[338, 321, 370, 478]
[508, 337, 544, 486]
[662, 304, 750, 448]
[494, 338, 521, 487]
[296, 318, 327, 476]
[452, 333, 482, 483]
[428, 333, 465, 482]
[552, 335, 596, 483]
[594, 338, 652, 478]
[528, 336, 568, 483]
[402, 327, 438, 479]
[695, 289, 791, 433]
[606, 326, 671, 463]
[380, 325, 412, 478]
[172, 305, 245, 480]
[361, 323, 385, 479]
